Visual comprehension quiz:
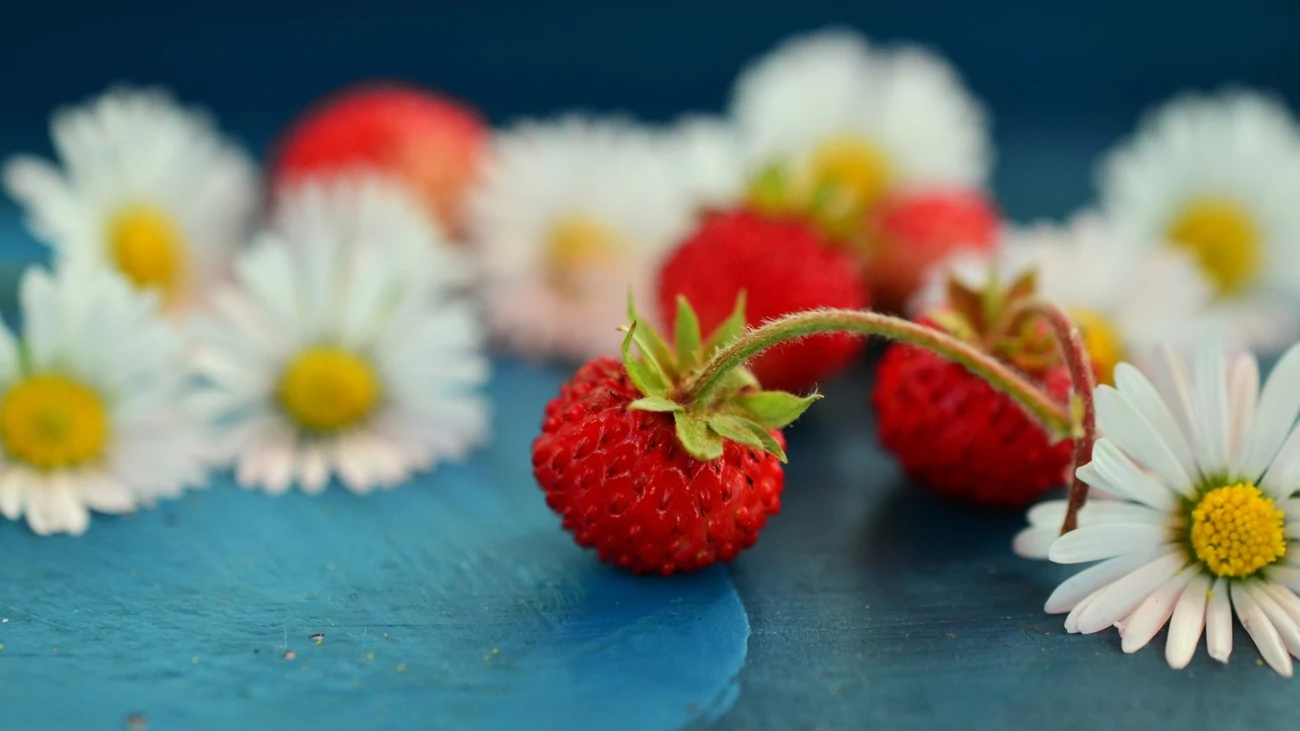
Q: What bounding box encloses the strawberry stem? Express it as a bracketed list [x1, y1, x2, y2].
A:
[683, 308, 1076, 439]
[1010, 300, 1097, 536]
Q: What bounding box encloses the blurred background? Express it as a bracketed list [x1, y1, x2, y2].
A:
[3, 0, 1298, 226]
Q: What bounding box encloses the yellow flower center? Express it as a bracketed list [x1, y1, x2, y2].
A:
[108, 205, 188, 302]
[0, 375, 109, 469]
[1190, 483, 1287, 578]
[1166, 198, 1261, 296]
[1068, 308, 1125, 385]
[278, 347, 381, 432]
[745, 134, 894, 241]
[543, 215, 626, 298]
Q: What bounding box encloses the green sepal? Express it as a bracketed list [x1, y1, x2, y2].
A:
[706, 415, 788, 463]
[946, 275, 986, 335]
[717, 365, 760, 393]
[673, 295, 703, 371]
[675, 412, 724, 461]
[628, 396, 684, 413]
[703, 291, 748, 359]
[746, 164, 790, 214]
[621, 323, 670, 398]
[626, 291, 676, 380]
[733, 390, 821, 430]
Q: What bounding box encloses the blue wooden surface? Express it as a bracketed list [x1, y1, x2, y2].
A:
[0, 356, 751, 730]
[4, 3, 1300, 726]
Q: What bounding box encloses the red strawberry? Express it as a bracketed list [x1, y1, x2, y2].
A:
[533, 357, 786, 575]
[864, 188, 998, 312]
[271, 82, 487, 237]
[872, 272, 1073, 507]
[532, 297, 816, 575]
[656, 208, 868, 393]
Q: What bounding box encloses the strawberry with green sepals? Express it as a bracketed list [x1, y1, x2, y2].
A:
[533, 296, 817, 576]
[872, 270, 1078, 508]
[535, 287, 1093, 574]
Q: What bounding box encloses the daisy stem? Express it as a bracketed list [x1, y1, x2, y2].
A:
[1010, 300, 1097, 536]
[683, 308, 1074, 439]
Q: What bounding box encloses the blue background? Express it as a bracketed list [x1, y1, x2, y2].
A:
[2, 2, 1299, 729]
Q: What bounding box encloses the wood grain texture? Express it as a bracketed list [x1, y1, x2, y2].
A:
[0, 360, 750, 730]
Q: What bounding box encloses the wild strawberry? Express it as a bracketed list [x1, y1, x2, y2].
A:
[863, 188, 998, 312]
[872, 271, 1074, 507]
[270, 83, 487, 236]
[656, 208, 868, 393]
[532, 297, 817, 575]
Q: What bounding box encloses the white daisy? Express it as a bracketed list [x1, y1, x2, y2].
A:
[913, 212, 1219, 384]
[730, 28, 990, 240]
[1015, 339, 1300, 676]
[662, 115, 745, 211]
[189, 176, 488, 495]
[469, 115, 705, 361]
[1097, 88, 1300, 349]
[0, 264, 208, 536]
[2, 85, 259, 314]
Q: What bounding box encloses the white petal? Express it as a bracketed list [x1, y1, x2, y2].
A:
[1088, 439, 1183, 507]
[1113, 363, 1199, 479]
[1238, 343, 1300, 481]
[297, 444, 330, 495]
[76, 472, 137, 515]
[1206, 577, 1233, 662]
[1026, 497, 1168, 530]
[1250, 583, 1300, 662]
[334, 435, 377, 494]
[1262, 427, 1300, 498]
[1121, 568, 1197, 653]
[25, 484, 90, 536]
[1048, 524, 1172, 564]
[1228, 352, 1260, 471]
[1232, 581, 1293, 676]
[1269, 565, 1300, 593]
[1262, 583, 1300, 629]
[1076, 551, 1187, 634]
[1192, 340, 1231, 475]
[1095, 387, 1194, 495]
[1065, 587, 1106, 633]
[1148, 342, 1201, 449]
[1044, 549, 1168, 614]
[1013, 526, 1055, 559]
[0, 470, 27, 520]
[1165, 572, 1212, 669]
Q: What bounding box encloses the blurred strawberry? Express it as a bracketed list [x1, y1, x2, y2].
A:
[863, 188, 998, 312]
[657, 208, 868, 393]
[271, 82, 487, 237]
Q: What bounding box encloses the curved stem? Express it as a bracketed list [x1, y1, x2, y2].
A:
[1012, 300, 1098, 536]
[683, 308, 1074, 439]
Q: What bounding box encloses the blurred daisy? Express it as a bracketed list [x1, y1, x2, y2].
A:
[731, 28, 989, 240]
[0, 264, 207, 535]
[913, 213, 1218, 384]
[1098, 89, 1300, 349]
[3, 86, 259, 313]
[470, 116, 706, 361]
[190, 176, 488, 495]
[1015, 341, 1300, 676]
[663, 115, 745, 210]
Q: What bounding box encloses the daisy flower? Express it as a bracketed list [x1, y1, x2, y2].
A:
[913, 213, 1219, 384]
[1015, 340, 1300, 676]
[2, 85, 259, 314]
[189, 176, 488, 495]
[1097, 89, 1300, 349]
[663, 115, 745, 211]
[730, 28, 990, 240]
[469, 115, 707, 361]
[0, 264, 207, 536]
